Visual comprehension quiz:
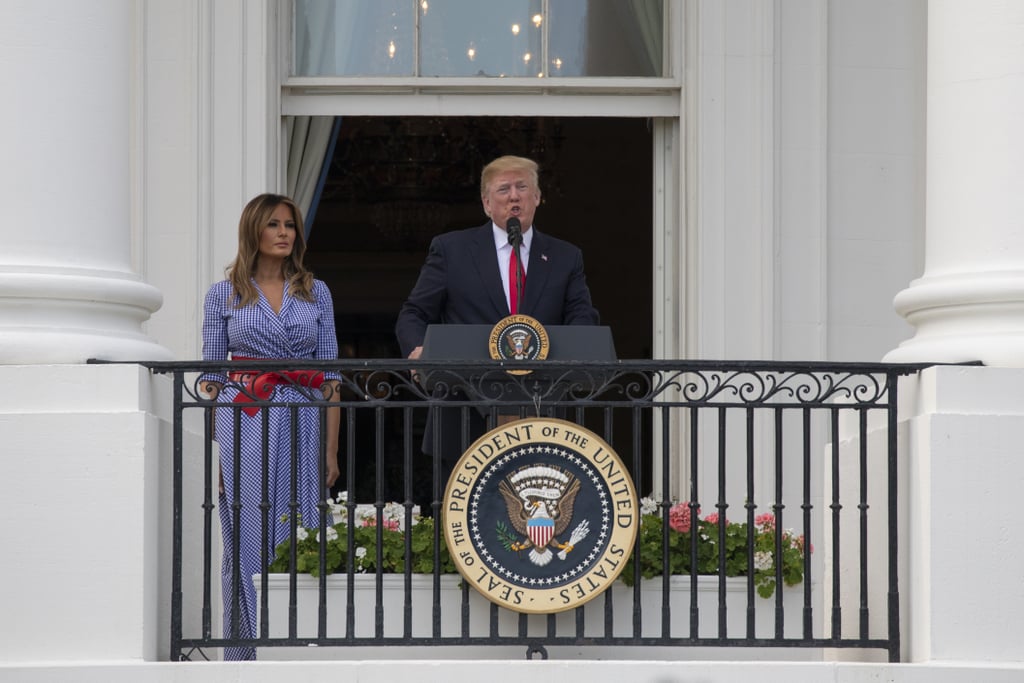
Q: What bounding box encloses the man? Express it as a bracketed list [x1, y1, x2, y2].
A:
[396, 155, 599, 358]
[395, 155, 600, 502]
